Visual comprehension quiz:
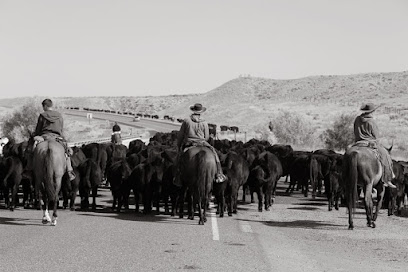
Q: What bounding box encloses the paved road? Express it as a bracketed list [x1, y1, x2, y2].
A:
[63, 109, 181, 133]
[1, 181, 408, 272]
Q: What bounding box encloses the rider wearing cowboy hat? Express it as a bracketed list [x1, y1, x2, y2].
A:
[354, 103, 396, 188]
[175, 103, 227, 185]
[33, 99, 76, 181]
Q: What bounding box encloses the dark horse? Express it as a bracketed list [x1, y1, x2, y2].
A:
[178, 146, 216, 225]
[343, 146, 389, 230]
[27, 137, 66, 226]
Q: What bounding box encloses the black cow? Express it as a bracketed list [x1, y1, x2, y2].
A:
[214, 151, 249, 217]
[78, 159, 103, 211]
[0, 156, 23, 210]
[325, 153, 343, 211]
[107, 159, 132, 212]
[247, 151, 283, 212]
[384, 160, 405, 216]
[287, 151, 311, 195]
[267, 144, 294, 183]
[230, 126, 239, 133]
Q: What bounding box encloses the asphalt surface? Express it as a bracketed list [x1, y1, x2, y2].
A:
[1, 182, 408, 272]
[2, 110, 408, 271]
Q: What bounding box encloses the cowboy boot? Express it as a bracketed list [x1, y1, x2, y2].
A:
[215, 162, 227, 183]
[383, 179, 396, 189]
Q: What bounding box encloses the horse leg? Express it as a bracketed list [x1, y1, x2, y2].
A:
[188, 194, 194, 220]
[198, 195, 204, 225]
[373, 184, 385, 222]
[51, 179, 62, 226]
[363, 184, 375, 228]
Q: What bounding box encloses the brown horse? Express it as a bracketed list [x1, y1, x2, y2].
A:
[343, 146, 388, 230]
[28, 138, 66, 226]
[178, 146, 216, 225]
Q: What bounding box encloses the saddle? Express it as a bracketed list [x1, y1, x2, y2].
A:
[350, 140, 380, 160]
[181, 141, 209, 153]
[34, 135, 73, 156]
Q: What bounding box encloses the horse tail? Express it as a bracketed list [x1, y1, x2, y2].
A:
[345, 152, 358, 213]
[44, 147, 57, 201]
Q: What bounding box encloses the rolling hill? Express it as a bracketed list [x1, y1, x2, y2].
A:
[1, 70, 407, 152]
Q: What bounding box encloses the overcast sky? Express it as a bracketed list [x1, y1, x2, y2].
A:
[0, 0, 407, 99]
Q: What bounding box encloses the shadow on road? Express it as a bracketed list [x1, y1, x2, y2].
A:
[237, 218, 343, 230]
[76, 206, 205, 226]
[0, 216, 43, 227]
[287, 207, 320, 211]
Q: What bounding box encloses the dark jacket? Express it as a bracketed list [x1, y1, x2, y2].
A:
[35, 110, 63, 137]
[353, 113, 379, 142]
[177, 114, 209, 149]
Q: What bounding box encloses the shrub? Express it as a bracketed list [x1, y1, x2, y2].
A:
[320, 114, 355, 151]
[1, 100, 42, 142]
[268, 110, 316, 146]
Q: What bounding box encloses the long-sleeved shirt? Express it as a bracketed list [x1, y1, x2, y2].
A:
[35, 110, 64, 136]
[353, 113, 379, 142]
[177, 114, 209, 149]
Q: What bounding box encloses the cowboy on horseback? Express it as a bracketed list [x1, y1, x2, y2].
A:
[175, 103, 227, 185]
[33, 99, 76, 181]
[111, 122, 122, 145]
[353, 103, 396, 188]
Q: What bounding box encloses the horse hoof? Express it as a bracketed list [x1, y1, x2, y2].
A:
[10, 207, 14, 212]
[216, 211, 219, 215]
[258, 209, 263, 212]
[203, 217, 207, 223]
[188, 216, 194, 220]
[220, 213, 224, 218]
[371, 222, 376, 228]
[70, 207, 75, 211]
[51, 220, 57, 226]
[348, 226, 354, 230]
[228, 212, 232, 216]
[198, 221, 204, 225]
[42, 218, 51, 224]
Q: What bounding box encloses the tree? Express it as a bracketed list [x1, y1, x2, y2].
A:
[268, 110, 316, 146]
[1, 100, 42, 142]
[321, 114, 355, 151]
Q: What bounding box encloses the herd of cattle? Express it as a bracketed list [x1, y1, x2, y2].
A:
[1, 131, 408, 224]
[65, 107, 240, 134]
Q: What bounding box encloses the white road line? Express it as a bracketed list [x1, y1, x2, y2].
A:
[209, 203, 220, 241]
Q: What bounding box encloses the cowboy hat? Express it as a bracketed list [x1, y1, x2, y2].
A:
[360, 103, 380, 113]
[190, 103, 206, 114]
